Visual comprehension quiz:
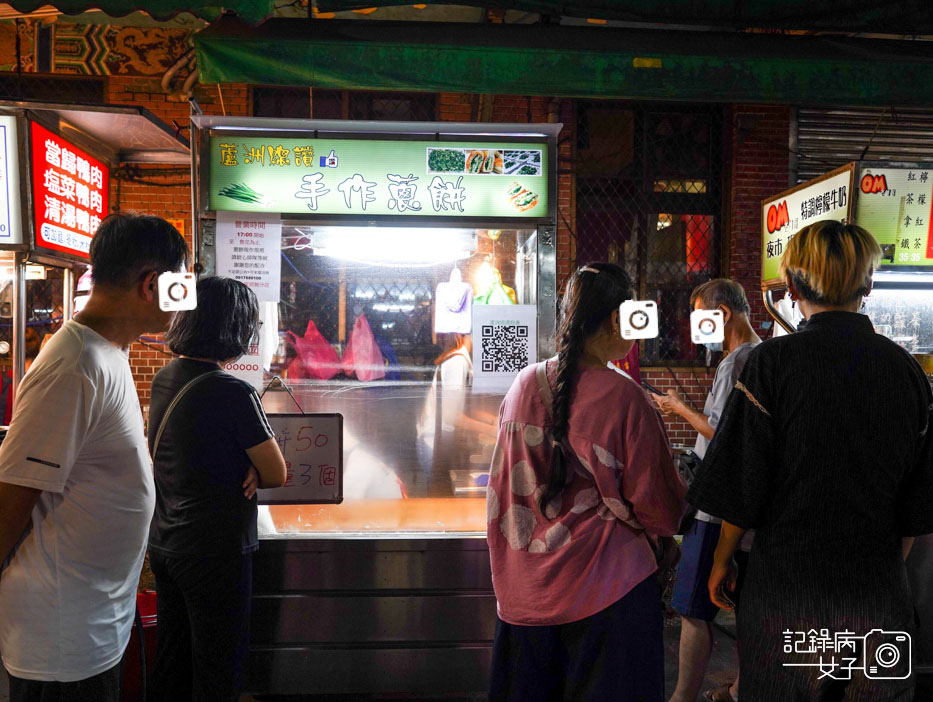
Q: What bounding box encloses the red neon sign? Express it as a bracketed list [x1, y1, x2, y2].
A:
[30, 121, 109, 259]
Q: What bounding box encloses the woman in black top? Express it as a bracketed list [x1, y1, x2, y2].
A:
[148, 277, 286, 702]
[689, 221, 933, 701]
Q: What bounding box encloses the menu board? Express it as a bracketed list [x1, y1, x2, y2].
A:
[30, 121, 109, 259]
[258, 413, 343, 505]
[208, 136, 548, 219]
[761, 164, 853, 287]
[854, 166, 933, 267]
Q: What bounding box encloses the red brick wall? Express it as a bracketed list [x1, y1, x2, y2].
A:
[105, 76, 250, 405]
[727, 104, 792, 335]
[641, 368, 715, 445]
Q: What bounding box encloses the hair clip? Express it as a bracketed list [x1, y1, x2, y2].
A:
[580, 266, 600, 274]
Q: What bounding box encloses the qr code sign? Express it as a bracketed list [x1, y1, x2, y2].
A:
[480, 324, 530, 373]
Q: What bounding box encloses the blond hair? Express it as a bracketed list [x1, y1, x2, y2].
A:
[779, 220, 881, 306]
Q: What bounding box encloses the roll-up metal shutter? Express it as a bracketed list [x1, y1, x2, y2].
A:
[795, 106, 933, 183]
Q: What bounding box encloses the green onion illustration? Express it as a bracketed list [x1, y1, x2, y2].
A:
[218, 182, 272, 207]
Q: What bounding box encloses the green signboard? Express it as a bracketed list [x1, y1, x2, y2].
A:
[854, 166, 933, 267]
[208, 136, 548, 219]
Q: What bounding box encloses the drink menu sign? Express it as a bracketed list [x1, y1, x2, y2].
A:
[853, 166, 933, 267]
[208, 136, 548, 219]
[30, 121, 109, 259]
[760, 164, 854, 288]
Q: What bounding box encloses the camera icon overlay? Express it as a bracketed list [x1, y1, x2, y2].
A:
[782, 628, 911, 682]
[158, 271, 197, 311]
[690, 309, 724, 345]
[864, 629, 911, 680]
[619, 300, 659, 340]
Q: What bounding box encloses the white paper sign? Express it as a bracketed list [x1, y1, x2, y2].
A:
[472, 304, 537, 392]
[0, 115, 22, 245]
[216, 211, 281, 302]
[223, 349, 264, 390]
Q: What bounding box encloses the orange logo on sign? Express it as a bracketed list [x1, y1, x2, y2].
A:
[766, 201, 789, 234]
[860, 174, 888, 194]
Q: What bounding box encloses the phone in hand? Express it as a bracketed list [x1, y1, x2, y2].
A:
[718, 587, 737, 610]
[641, 381, 664, 396]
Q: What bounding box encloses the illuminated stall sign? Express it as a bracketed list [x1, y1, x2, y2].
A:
[31, 121, 109, 259]
[854, 166, 933, 267]
[208, 136, 548, 219]
[0, 115, 22, 245]
[761, 165, 853, 288]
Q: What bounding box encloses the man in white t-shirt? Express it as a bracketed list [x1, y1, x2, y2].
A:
[653, 279, 761, 702]
[0, 213, 189, 702]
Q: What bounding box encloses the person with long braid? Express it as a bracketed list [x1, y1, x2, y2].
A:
[486, 262, 687, 701]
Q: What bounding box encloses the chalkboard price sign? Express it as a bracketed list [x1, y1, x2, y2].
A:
[258, 413, 343, 505]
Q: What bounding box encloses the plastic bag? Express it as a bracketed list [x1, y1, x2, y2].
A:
[342, 315, 386, 382]
[285, 319, 341, 380]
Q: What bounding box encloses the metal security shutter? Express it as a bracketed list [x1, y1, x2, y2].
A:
[796, 106, 933, 182]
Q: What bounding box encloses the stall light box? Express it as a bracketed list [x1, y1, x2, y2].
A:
[306, 227, 477, 267]
[30, 121, 109, 259]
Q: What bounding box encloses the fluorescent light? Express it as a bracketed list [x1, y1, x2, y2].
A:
[873, 271, 933, 284]
[308, 227, 477, 266]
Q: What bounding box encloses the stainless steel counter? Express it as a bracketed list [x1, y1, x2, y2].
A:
[246, 536, 495, 696]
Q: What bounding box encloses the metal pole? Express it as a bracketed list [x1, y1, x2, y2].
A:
[62, 266, 74, 321]
[11, 252, 26, 396]
[762, 288, 796, 334]
[189, 98, 202, 276]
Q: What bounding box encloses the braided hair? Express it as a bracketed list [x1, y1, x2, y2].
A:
[538, 262, 635, 514]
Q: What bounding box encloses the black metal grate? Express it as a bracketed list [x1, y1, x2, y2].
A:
[252, 85, 310, 118]
[575, 101, 723, 364]
[312, 89, 437, 121]
[0, 73, 105, 103]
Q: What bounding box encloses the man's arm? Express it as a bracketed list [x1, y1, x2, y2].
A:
[653, 390, 715, 440]
[707, 520, 746, 609]
[0, 481, 40, 568]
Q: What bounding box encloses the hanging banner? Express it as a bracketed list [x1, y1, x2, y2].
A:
[760, 164, 854, 288]
[215, 211, 281, 302]
[0, 115, 22, 246]
[208, 136, 548, 219]
[854, 166, 933, 267]
[471, 304, 537, 392]
[30, 121, 109, 259]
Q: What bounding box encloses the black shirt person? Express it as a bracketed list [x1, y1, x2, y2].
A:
[689, 221, 933, 701]
[147, 276, 286, 702]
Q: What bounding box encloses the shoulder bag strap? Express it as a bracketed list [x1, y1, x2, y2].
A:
[151, 370, 226, 459]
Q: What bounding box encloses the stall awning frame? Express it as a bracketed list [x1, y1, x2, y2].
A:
[315, 0, 933, 34]
[3, 0, 274, 24]
[194, 17, 933, 106]
[1, 101, 190, 165]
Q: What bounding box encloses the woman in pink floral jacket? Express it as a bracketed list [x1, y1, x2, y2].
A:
[487, 262, 687, 701]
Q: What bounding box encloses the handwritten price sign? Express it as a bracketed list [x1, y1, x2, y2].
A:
[258, 413, 343, 504]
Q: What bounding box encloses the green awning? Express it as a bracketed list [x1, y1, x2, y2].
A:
[195, 17, 933, 106]
[315, 0, 933, 34]
[5, 1, 274, 23]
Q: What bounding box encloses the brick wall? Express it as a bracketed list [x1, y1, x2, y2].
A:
[641, 368, 714, 445]
[105, 76, 251, 405]
[727, 104, 792, 336]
